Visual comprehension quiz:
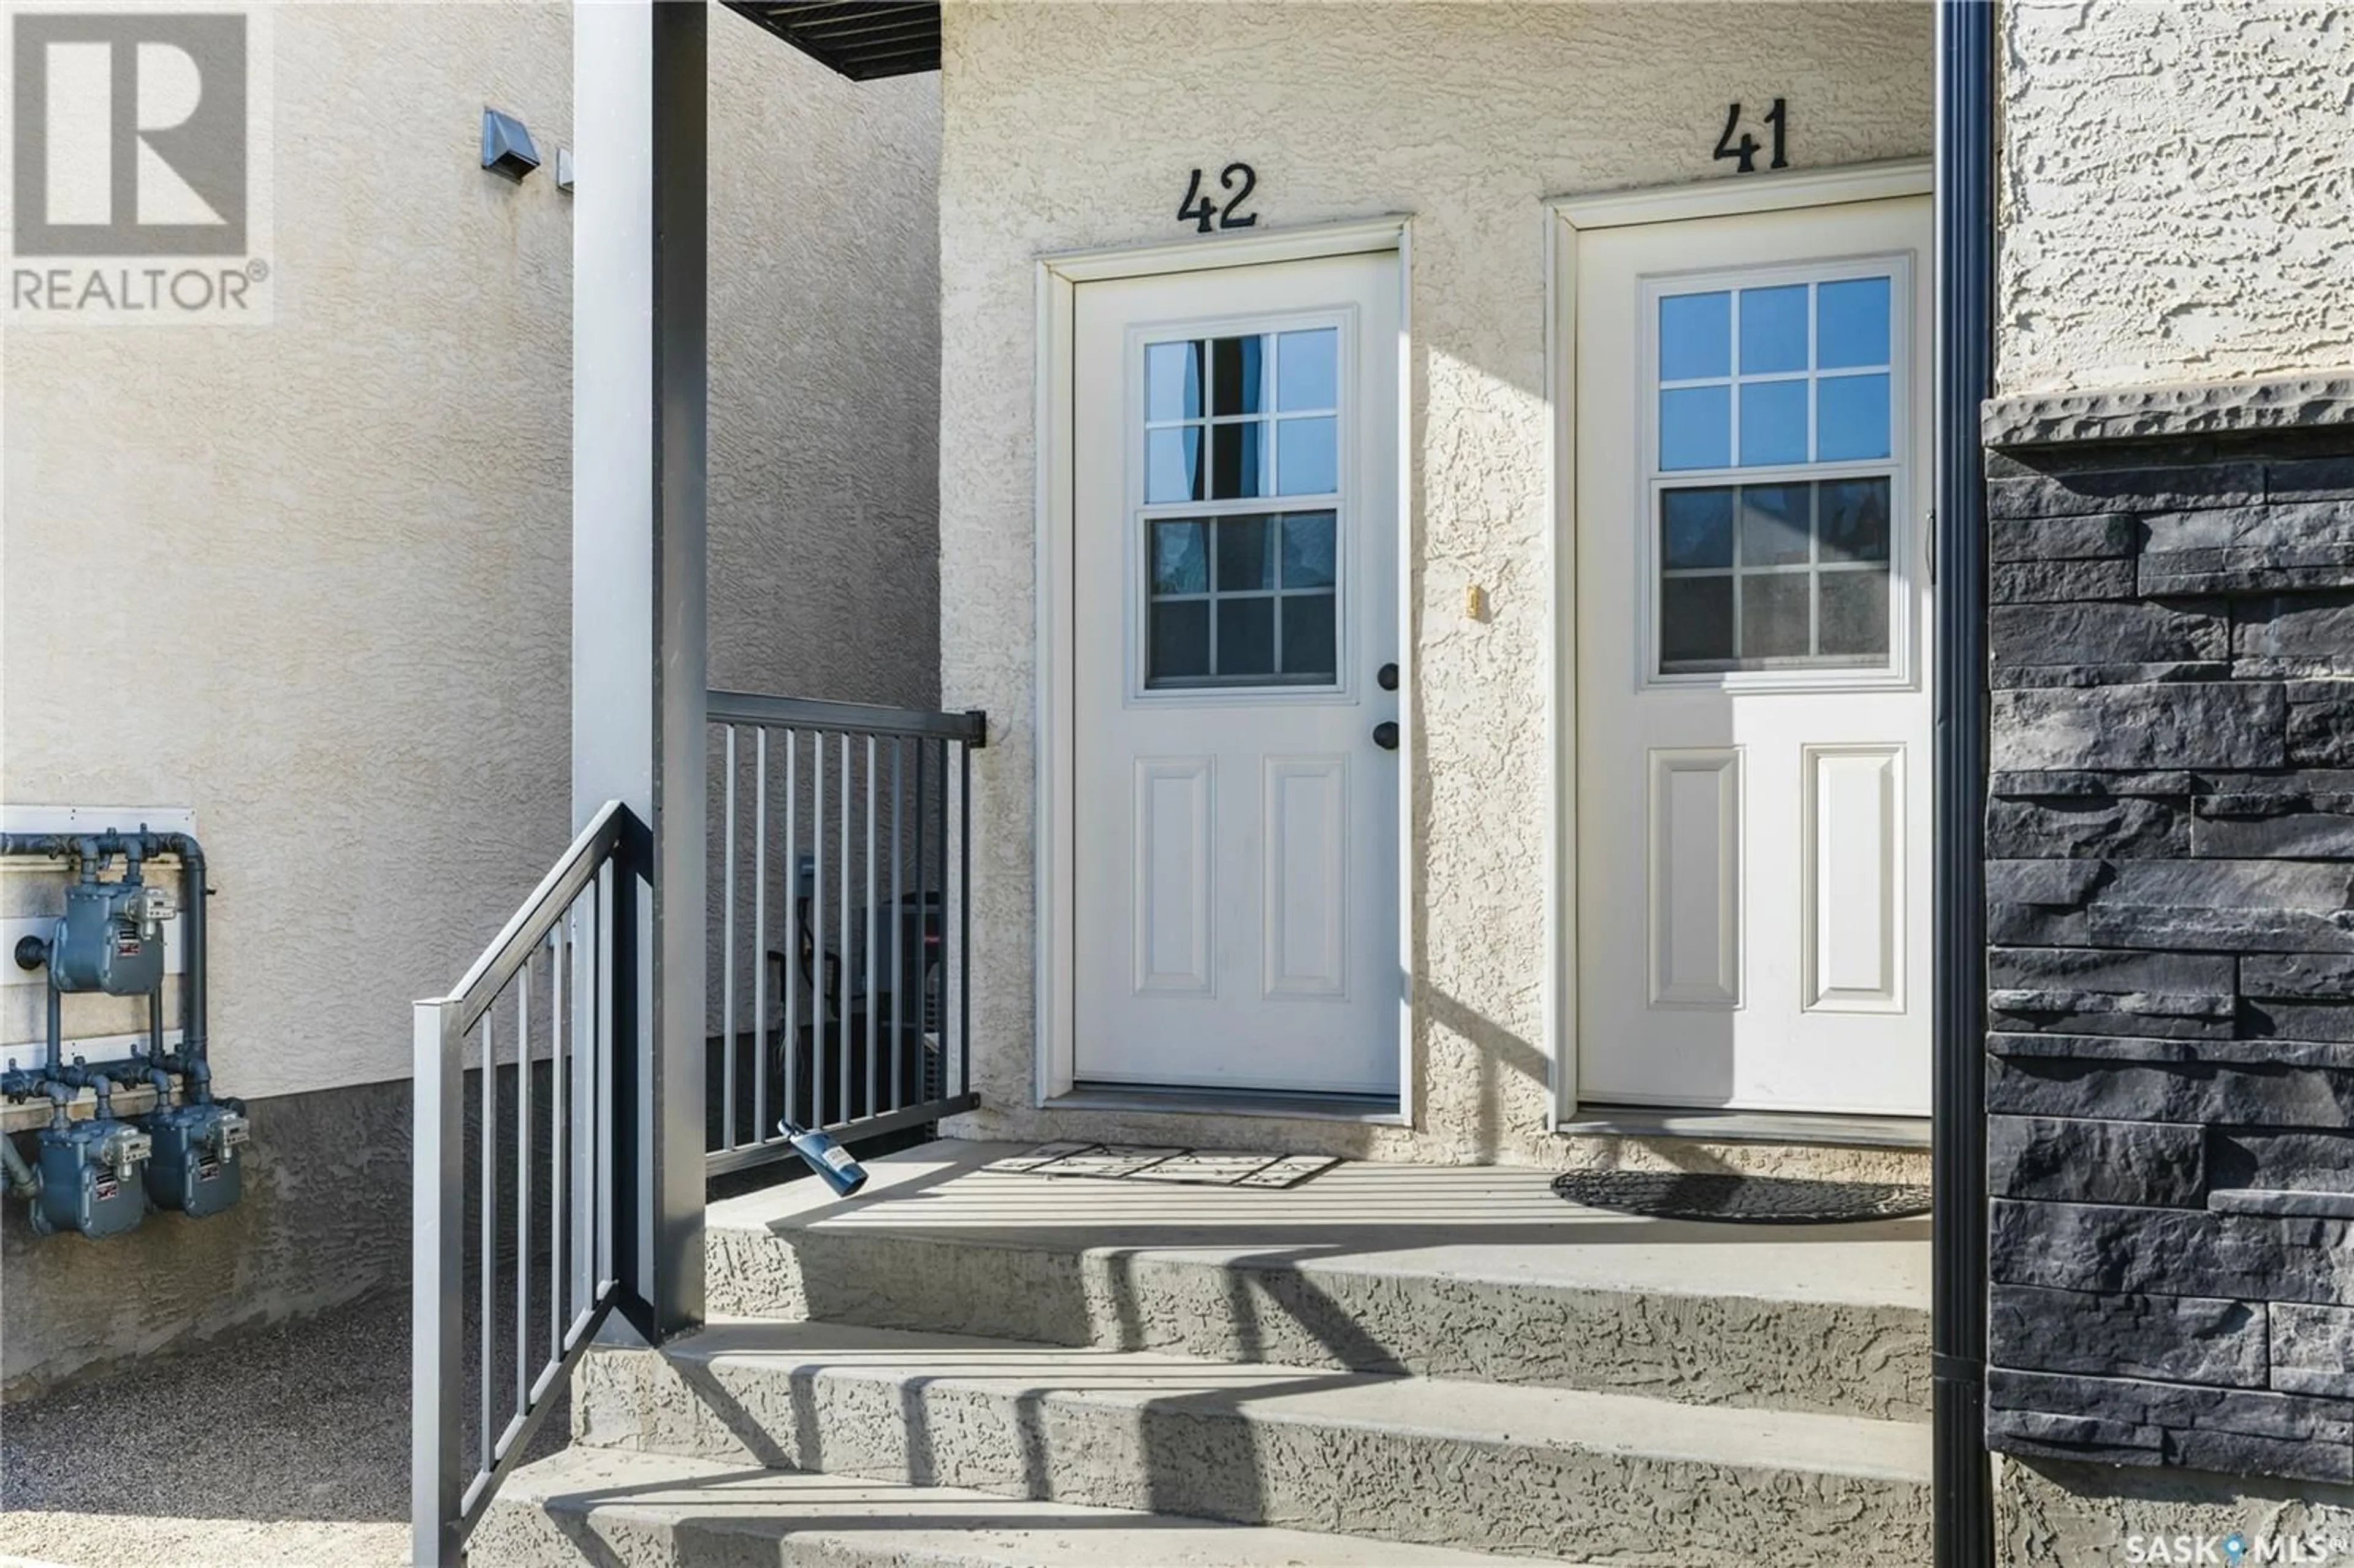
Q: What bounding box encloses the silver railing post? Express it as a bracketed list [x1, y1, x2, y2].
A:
[574, 0, 706, 1344]
[410, 995, 463, 1568]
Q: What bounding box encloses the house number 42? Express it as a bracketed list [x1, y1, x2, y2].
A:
[1178, 163, 1259, 232]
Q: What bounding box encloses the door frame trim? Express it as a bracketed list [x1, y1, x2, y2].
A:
[1033, 215, 1415, 1111]
[1542, 159, 1934, 1130]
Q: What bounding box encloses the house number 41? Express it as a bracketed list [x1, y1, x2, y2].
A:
[1178, 163, 1259, 232]
[1714, 99, 1789, 173]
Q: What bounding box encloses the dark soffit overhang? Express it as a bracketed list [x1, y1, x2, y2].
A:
[722, 1, 942, 81]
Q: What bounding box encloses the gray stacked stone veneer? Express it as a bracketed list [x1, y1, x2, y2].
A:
[1981, 375, 2354, 1488]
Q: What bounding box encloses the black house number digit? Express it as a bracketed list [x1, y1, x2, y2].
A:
[1713, 99, 1789, 174]
[1178, 163, 1259, 234]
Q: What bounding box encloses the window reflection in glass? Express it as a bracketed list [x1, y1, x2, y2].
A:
[1276, 329, 1338, 412]
[1652, 272, 1895, 471]
[1145, 509, 1341, 688]
[1661, 487, 1735, 570]
[1659, 291, 1731, 381]
[1657, 479, 1892, 673]
[1278, 416, 1337, 495]
[1151, 519, 1207, 595]
[1817, 276, 1891, 370]
[1281, 512, 1337, 587]
[1819, 478, 1891, 563]
[1739, 485, 1812, 567]
[1739, 380, 1808, 467]
[1817, 373, 1891, 462]
[1648, 267, 1900, 679]
[1661, 384, 1732, 471]
[1145, 340, 1203, 423]
[1211, 336, 1269, 417]
[1739, 284, 1808, 375]
[1146, 428, 1202, 504]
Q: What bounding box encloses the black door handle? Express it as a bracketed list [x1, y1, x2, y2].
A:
[1376, 663, 1399, 691]
[1372, 721, 1400, 751]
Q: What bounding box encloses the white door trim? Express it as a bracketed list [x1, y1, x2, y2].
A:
[1544, 159, 1933, 1131]
[1035, 216, 1416, 1113]
[1550, 159, 1932, 232]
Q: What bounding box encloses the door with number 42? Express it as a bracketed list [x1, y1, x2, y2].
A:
[1068, 249, 1403, 1097]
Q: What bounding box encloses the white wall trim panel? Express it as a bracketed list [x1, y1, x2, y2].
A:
[0, 805, 197, 838]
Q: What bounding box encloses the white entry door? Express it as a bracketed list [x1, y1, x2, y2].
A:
[1070, 251, 1401, 1096]
[1574, 194, 1933, 1116]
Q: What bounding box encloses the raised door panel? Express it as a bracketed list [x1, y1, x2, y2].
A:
[1648, 747, 1743, 1008]
[1802, 744, 1904, 1012]
[1133, 757, 1213, 995]
[1262, 755, 1349, 997]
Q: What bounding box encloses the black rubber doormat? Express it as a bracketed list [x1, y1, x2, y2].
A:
[989, 1142, 1339, 1189]
[1549, 1170, 1932, 1224]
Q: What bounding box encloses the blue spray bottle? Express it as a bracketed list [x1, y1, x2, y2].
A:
[778, 1119, 868, 1198]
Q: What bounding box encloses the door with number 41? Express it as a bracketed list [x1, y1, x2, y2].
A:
[1574, 190, 1935, 1117]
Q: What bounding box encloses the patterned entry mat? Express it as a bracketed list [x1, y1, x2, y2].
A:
[1550, 1170, 1932, 1225]
[989, 1142, 1339, 1189]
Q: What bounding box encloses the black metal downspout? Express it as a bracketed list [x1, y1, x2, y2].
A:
[1933, 2, 1996, 1564]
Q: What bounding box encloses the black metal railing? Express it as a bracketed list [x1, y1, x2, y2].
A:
[411, 800, 640, 1566]
[704, 692, 982, 1174]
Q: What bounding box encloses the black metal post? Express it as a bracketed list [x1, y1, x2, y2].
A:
[1933, 1, 1995, 1563]
[609, 813, 652, 1340]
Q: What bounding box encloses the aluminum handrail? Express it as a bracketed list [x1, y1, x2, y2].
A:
[437, 799, 630, 1026]
[414, 799, 638, 1566]
[707, 688, 986, 744]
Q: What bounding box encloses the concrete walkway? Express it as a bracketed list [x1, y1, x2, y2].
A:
[0, 1288, 561, 1568]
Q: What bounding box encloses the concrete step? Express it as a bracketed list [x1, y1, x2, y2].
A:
[476, 1445, 1590, 1567]
[571, 1318, 1933, 1566]
[706, 1140, 1932, 1420]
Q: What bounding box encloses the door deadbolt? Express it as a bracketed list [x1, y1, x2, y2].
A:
[1376, 663, 1399, 691]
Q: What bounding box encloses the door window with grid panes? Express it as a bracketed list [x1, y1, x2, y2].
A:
[1138, 325, 1342, 689]
[1646, 262, 1906, 680]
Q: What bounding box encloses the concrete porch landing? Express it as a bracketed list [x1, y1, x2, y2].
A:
[706, 1138, 1932, 1420]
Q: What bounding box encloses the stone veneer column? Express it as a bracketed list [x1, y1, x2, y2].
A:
[1980, 375, 2354, 1490]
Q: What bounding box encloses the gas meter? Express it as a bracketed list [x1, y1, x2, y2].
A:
[38, 877, 177, 995]
[145, 1100, 249, 1217]
[29, 1115, 153, 1239]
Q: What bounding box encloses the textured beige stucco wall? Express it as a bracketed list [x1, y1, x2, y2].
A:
[0, 3, 937, 1395]
[710, 16, 940, 707]
[1, 2, 939, 1102]
[937, 2, 1930, 1170]
[1997, 0, 2354, 395]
